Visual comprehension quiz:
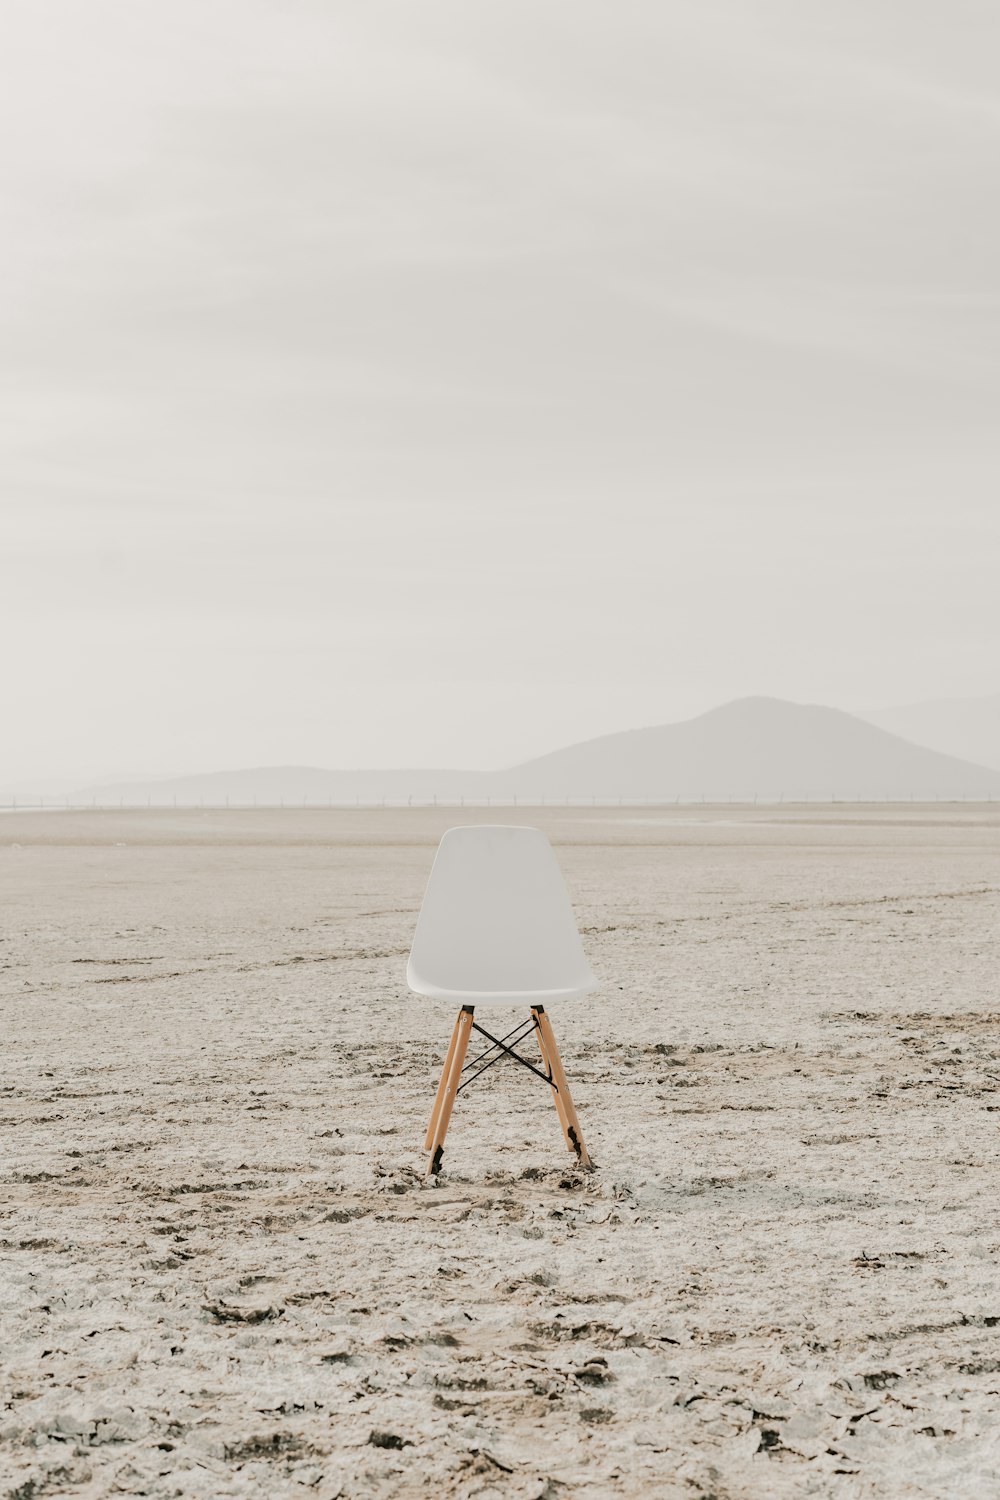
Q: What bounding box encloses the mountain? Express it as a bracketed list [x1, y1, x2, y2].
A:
[69, 765, 493, 807]
[495, 697, 1000, 801]
[59, 698, 1000, 806]
[859, 694, 1000, 775]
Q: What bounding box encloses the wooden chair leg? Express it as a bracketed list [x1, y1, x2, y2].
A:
[426, 1006, 474, 1176]
[534, 1007, 592, 1169]
[425, 1009, 464, 1151]
[532, 1006, 574, 1153]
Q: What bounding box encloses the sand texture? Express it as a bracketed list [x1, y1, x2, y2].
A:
[2, 805, 1000, 1499]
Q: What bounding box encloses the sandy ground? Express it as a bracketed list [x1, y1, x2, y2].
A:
[2, 804, 1000, 1500]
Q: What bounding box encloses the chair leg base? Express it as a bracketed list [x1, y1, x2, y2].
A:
[425, 1006, 474, 1177]
[535, 1007, 593, 1170]
[423, 1005, 593, 1175]
[425, 1009, 464, 1151]
[532, 1006, 575, 1154]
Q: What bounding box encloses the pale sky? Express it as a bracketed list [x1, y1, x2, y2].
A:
[3, 0, 999, 784]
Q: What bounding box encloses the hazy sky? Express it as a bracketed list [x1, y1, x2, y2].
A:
[3, 1, 999, 783]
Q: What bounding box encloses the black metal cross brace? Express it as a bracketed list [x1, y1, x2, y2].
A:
[456, 1014, 556, 1095]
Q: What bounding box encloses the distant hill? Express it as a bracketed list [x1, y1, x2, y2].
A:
[860, 693, 1000, 774]
[495, 697, 1000, 801]
[57, 698, 1000, 806]
[70, 765, 493, 808]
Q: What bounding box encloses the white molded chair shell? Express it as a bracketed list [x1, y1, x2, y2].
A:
[407, 825, 598, 1005]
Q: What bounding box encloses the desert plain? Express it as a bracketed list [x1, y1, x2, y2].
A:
[2, 803, 1000, 1500]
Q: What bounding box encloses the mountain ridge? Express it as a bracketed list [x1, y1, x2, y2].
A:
[38, 697, 1000, 805]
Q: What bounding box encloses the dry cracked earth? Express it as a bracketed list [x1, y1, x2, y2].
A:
[2, 805, 1000, 1499]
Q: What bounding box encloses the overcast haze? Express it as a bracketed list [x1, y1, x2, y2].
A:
[4, 1, 999, 785]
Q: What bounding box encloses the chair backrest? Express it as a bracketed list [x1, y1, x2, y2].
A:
[407, 825, 598, 1003]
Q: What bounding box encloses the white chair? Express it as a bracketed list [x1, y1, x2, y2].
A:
[408, 825, 597, 1175]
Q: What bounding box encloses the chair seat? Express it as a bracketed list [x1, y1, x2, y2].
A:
[407, 825, 598, 1005]
[405, 971, 598, 1006]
